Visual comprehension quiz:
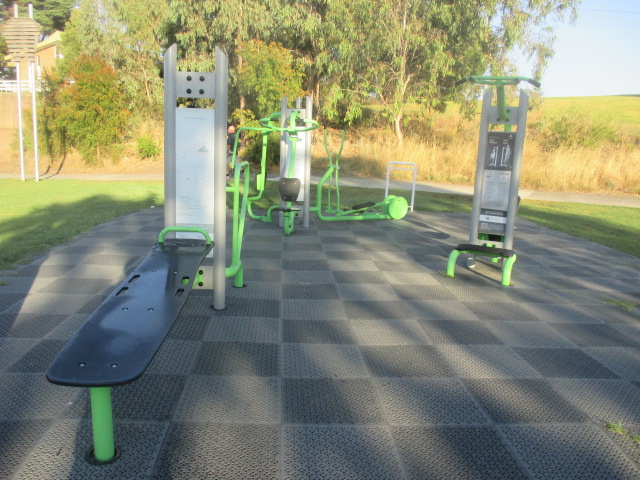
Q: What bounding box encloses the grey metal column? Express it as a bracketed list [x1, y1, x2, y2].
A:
[163, 44, 177, 229]
[213, 47, 228, 310]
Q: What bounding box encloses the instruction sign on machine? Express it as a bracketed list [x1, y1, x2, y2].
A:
[479, 131, 516, 236]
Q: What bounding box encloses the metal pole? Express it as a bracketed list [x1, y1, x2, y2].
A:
[89, 387, 115, 463]
[16, 63, 25, 181]
[213, 47, 228, 310]
[163, 45, 177, 229]
[29, 62, 39, 182]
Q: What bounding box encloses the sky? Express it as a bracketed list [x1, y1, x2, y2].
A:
[518, 0, 640, 97]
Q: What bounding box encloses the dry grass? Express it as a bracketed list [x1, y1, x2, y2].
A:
[312, 121, 640, 196]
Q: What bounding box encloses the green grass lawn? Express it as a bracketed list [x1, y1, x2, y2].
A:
[0, 179, 163, 270]
[1, 178, 638, 271]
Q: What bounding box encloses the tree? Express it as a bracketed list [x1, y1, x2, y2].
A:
[1, 0, 75, 36]
[62, 0, 170, 116]
[56, 55, 130, 164]
[236, 39, 305, 117]
[325, 0, 580, 145]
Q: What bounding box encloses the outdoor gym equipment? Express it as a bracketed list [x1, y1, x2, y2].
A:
[309, 129, 409, 222]
[47, 44, 248, 464]
[47, 227, 213, 464]
[246, 107, 319, 235]
[446, 75, 540, 286]
[164, 44, 247, 307]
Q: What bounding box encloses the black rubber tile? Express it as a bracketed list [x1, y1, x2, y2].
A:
[11, 264, 76, 278]
[0, 373, 75, 419]
[463, 379, 589, 424]
[207, 298, 280, 318]
[332, 271, 389, 284]
[360, 345, 455, 377]
[393, 426, 529, 480]
[174, 376, 280, 423]
[577, 304, 640, 325]
[549, 323, 640, 347]
[167, 314, 210, 340]
[0, 420, 52, 479]
[376, 378, 489, 425]
[205, 316, 280, 343]
[464, 302, 541, 322]
[392, 284, 456, 300]
[241, 268, 282, 283]
[283, 299, 347, 320]
[419, 320, 503, 345]
[501, 424, 640, 480]
[344, 300, 418, 320]
[0, 313, 68, 338]
[283, 378, 384, 424]
[193, 342, 279, 376]
[550, 379, 640, 424]
[0, 294, 24, 312]
[283, 344, 368, 378]
[8, 340, 66, 372]
[283, 319, 354, 344]
[283, 425, 404, 479]
[522, 303, 605, 323]
[36, 277, 116, 295]
[283, 259, 330, 271]
[17, 420, 167, 480]
[283, 283, 340, 300]
[513, 347, 620, 378]
[583, 347, 640, 380]
[64, 374, 186, 421]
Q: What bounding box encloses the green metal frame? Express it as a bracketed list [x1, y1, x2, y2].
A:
[446, 248, 517, 286]
[447, 75, 539, 286]
[245, 110, 319, 235]
[308, 129, 409, 222]
[85, 225, 218, 464]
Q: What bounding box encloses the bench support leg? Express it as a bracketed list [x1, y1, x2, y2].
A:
[446, 250, 461, 278]
[89, 387, 116, 463]
[501, 254, 517, 286]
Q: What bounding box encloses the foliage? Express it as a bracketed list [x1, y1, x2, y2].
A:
[0, 179, 163, 270]
[0, 34, 8, 77]
[236, 40, 306, 117]
[539, 111, 618, 149]
[241, 128, 280, 168]
[39, 70, 73, 160]
[137, 136, 161, 159]
[62, 0, 169, 116]
[55, 55, 131, 164]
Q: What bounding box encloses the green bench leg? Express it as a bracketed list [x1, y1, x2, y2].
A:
[501, 254, 517, 286]
[89, 387, 116, 463]
[446, 249, 462, 277]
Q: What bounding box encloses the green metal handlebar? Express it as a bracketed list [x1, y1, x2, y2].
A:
[455, 76, 541, 88]
[258, 111, 319, 133]
[158, 227, 212, 245]
[456, 75, 541, 124]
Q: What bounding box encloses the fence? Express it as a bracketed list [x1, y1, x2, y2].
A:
[0, 80, 38, 93]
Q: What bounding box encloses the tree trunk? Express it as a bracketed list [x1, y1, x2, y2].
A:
[238, 54, 245, 110]
[394, 114, 404, 147]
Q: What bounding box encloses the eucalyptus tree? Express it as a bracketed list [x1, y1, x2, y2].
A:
[62, 0, 170, 116]
[348, 0, 580, 145]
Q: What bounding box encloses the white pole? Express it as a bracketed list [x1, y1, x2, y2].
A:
[29, 62, 39, 182]
[16, 63, 25, 181]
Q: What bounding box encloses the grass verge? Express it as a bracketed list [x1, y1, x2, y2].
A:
[0, 179, 163, 270]
[1, 178, 638, 272]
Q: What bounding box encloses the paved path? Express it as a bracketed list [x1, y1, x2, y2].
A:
[1, 207, 639, 479]
[2, 172, 639, 208]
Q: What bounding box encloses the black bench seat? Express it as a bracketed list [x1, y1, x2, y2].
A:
[46, 227, 212, 464]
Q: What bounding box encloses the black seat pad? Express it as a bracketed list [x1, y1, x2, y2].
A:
[47, 239, 212, 387]
[454, 243, 515, 257]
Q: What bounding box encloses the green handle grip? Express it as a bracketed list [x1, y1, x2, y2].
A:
[158, 227, 212, 245]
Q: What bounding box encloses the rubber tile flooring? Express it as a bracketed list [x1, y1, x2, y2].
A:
[1, 208, 639, 479]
